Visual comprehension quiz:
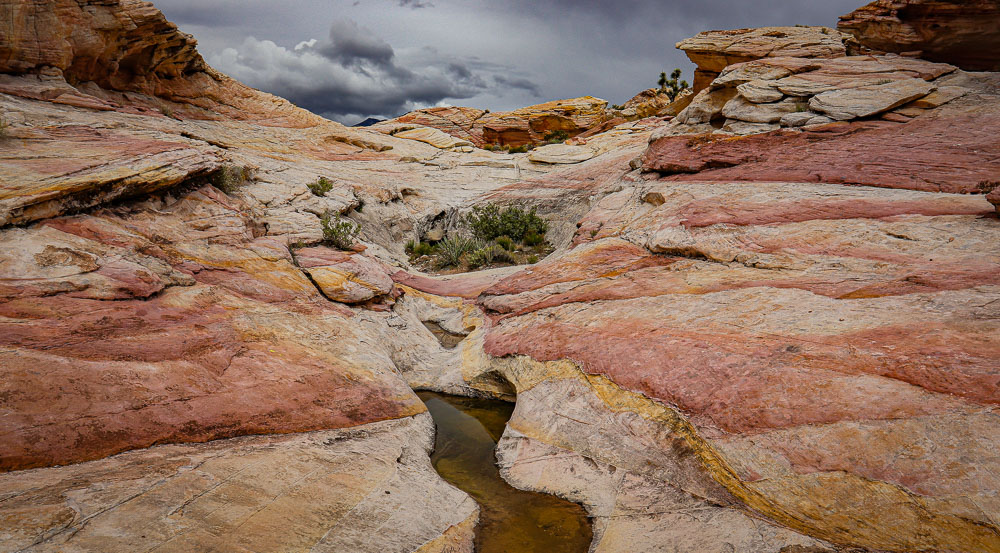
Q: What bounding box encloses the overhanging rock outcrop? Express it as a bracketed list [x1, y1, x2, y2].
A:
[838, 0, 1000, 71]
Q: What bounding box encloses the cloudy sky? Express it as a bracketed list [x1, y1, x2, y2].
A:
[154, 0, 862, 124]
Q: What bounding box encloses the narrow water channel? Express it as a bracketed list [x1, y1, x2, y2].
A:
[417, 391, 593, 553]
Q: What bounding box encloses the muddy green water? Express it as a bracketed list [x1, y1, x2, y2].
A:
[417, 391, 593, 553]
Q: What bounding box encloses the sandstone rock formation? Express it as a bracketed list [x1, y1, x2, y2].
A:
[376, 96, 609, 148]
[676, 26, 855, 91]
[2, 1, 999, 552]
[0, 0, 323, 126]
[672, 54, 957, 130]
[839, 0, 1000, 71]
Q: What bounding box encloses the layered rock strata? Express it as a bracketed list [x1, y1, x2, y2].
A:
[839, 0, 1000, 71]
[676, 26, 854, 91]
[376, 96, 609, 148]
[1, 1, 999, 552]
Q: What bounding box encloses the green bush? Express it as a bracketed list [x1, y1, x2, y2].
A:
[320, 211, 360, 250]
[496, 235, 515, 251]
[464, 204, 548, 243]
[543, 130, 569, 144]
[507, 144, 531, 154]
[483, 144, 496, 151]
[468, 244, 514, 269]
[523, 230, 545, 247]
[527, 254, 539, 264]
[413, 241, 435, 257]
[211, 164, 251, 194]
[435, 236, 476, 268]
[308, 176, 334, 197]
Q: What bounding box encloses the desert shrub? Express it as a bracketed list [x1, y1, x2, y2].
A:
[496, 235, 515, 251]
[405, 239, 415, 253]
[483, 144, 496, 151]
[0, 116, 6, 138]
[523, 230, 545, 247]
[611, 104, 624, 110]
[413, 241, 435, 256]
[435, 236, 476, 268]
[492, 245, 515, 264]
[507, 144, 530, 154]
[308, 176, 334, 197]
[527, 254, 539, 264]
[794, 100, 810, 113]
[320, 211, 360, 250]
[464, 204, 548, 243]
[543, 130, 569, 144]
[211, 164, 251, 194]
[658, 68, 689, 102]
[468, 244, 514, 269]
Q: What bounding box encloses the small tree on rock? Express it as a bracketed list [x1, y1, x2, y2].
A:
[658, 68, 689, 102]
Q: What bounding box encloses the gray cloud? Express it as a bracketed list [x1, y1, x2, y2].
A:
[493, 75, 541, 97]
[207, 18, 538, 123]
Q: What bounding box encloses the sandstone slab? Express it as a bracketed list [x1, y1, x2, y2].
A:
[392, 126, 473, 149]
[0, 414, 477, 553]
[296, 246, 395, 303]
[809, 77, 935, 119]
[527, 144, 596, 164]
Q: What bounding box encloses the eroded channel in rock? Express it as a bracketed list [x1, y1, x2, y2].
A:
[417, 391, 593, 553]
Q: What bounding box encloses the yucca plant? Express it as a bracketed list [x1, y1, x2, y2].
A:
[435, 236, 475, 268]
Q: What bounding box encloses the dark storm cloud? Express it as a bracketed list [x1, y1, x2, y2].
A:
[317, 20, 395, 68]
[206, 18, 533, 122]
[492, 75, 541, 97]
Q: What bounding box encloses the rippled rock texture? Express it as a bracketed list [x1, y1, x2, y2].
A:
[2, 0, 999, 552]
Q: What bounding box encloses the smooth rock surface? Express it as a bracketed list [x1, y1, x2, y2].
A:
[809, 77, 935, 119]
[527, 144, 596, 164]
[0, 414, 477, 553]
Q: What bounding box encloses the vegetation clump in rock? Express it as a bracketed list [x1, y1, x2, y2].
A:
[210, 164, 253, 194]
[320, 211, 360, 250]
[407, 203, 551, 272]
[308, 176, 334, 196]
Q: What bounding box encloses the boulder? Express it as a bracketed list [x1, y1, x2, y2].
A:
[296, 247, 395, 303]
[839, 0, 1000, 71]
[736, 79, 785, 103]
[988, 185, 1000, 214]
[675, 87, 739, 124]
[722, 96, 802, 123]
